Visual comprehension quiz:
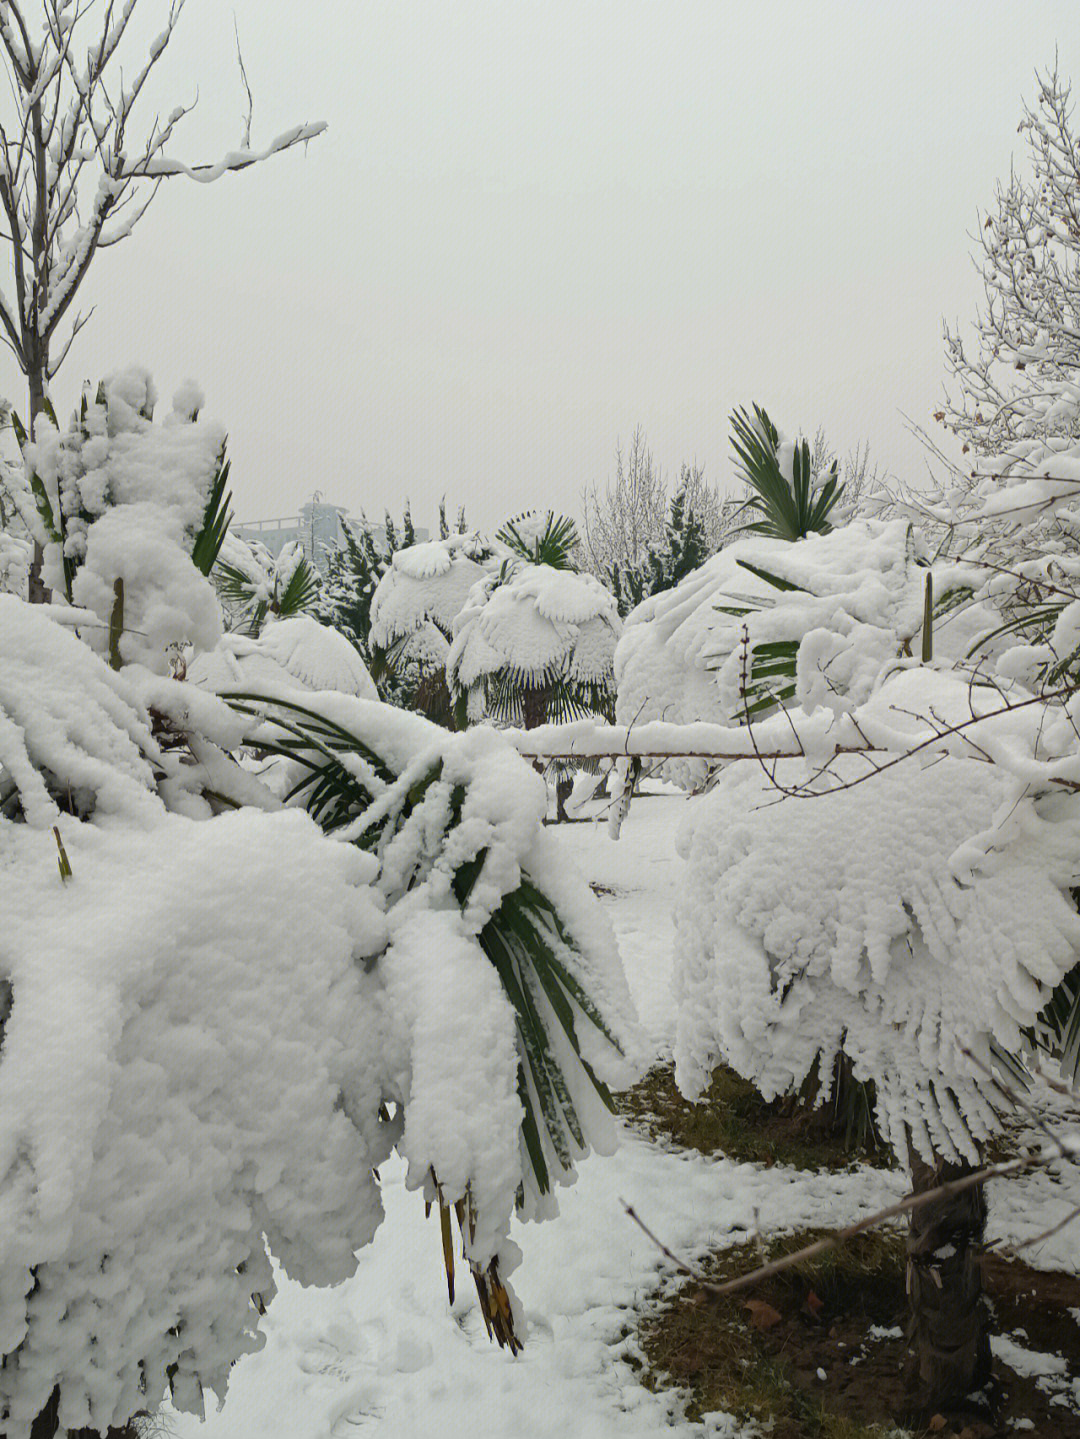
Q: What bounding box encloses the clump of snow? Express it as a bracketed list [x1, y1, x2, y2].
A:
[172, 378, 205, 420]
[189, 615, 378, 700]
[72, 502, 222, 668]
[0, 529, 30, 597]
[0, 593, 161, 825]
[673, 752, 1080, 1164]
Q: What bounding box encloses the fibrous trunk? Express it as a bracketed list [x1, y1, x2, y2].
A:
[906, 1146, 991, 1411]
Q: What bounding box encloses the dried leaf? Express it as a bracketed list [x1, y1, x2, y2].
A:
[743, 1298, 782, 1330]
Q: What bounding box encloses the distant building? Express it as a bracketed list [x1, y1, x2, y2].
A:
[234, 502, 427, 573]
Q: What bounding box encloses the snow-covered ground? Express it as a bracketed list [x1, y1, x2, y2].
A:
[169, 795, 1080, 1439]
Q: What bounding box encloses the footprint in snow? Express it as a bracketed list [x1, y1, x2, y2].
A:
[327, 1382, 384, 1434]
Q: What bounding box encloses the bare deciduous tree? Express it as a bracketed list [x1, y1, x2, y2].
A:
[0, 0, 325, 599]
[579, 425, 667, 578]
[941, 62, 1080, 463]
[579, 426, 734, 581]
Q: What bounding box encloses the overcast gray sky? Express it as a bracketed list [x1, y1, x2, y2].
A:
[4, 1, 1079, 532]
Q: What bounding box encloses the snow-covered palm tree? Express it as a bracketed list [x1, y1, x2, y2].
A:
[447, 512, 622, 731]
[673, 658, 1080, 1407]
[368, 531, 499, 724]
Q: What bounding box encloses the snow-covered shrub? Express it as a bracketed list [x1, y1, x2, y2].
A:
[19, 368, 227, 671]
[615, 518, 981, 789]
[1, 803, 389, 1434]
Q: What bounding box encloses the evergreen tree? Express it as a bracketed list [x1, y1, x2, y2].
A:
[312, 518, 384, 660]
[665, 466, 710, 584]
[607, 474, 711, 617]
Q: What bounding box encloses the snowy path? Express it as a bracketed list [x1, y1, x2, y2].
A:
[169, 798, 1080, 1438]
[168, 1141, 902, 1439]
[556, 796, 688, 1053]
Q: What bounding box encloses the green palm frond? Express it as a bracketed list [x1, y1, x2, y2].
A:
[276, 554, 320, 618]
[497, 511, 580, 570]
[1039, 959, 1080, 1085]
[478, 668, 615, 728]
[190, 449, 233, 576]
[214, 544, 320, 637]
[730, 404, 844, 541]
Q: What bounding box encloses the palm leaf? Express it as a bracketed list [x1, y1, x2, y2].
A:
[496, 511, 580, 570]
[190, 450, 233, 576]
[224, 693, 623, 1204]
[730, 404, 845, 541]
[275, 554, 320, 618]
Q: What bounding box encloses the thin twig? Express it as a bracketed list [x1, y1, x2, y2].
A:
[623, 1149, 1046, 1299]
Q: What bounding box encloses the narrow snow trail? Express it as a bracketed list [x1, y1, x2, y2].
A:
[556, 796, 689, 1053]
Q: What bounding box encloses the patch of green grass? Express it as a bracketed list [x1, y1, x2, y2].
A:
[616, 1063, 890, 1171]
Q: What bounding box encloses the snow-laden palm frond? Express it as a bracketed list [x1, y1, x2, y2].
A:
[223, 690, 631, 1218]
[496, 511, 579, 570]
[215, 537, 319, 637]
[674, 747, 1080, 1166]
[730, 404, 845, 541]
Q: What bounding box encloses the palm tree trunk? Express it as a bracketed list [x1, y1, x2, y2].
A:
[906, 1145, 991, 1410]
